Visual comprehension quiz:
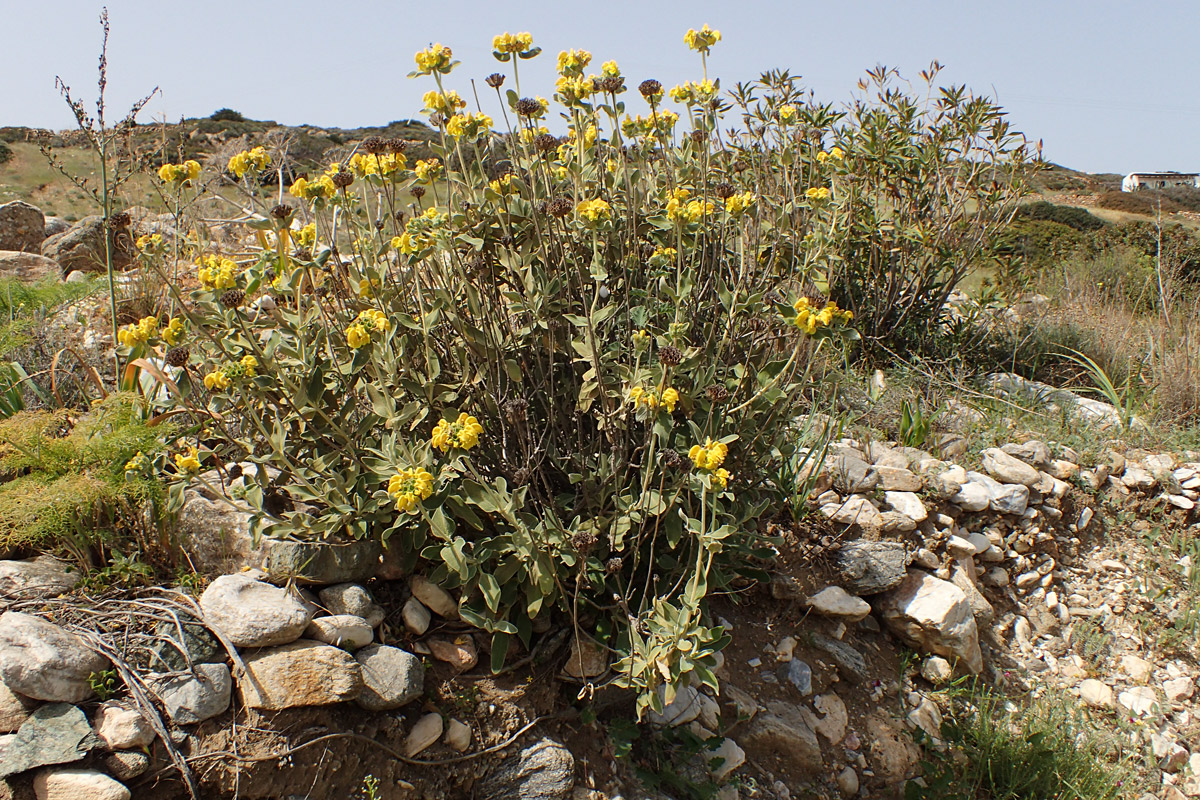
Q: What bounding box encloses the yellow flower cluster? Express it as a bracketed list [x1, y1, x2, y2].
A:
[445, 112, 493, 139]
[805, 187, 832, 201]
[576, 198, 611, 224]
[648, 246, 678, 268]
[423, 89, 466, 115]
[162, 316, 185, 346]
[350, 152, 406, 177]
[294, 223, 317, 248]
[204, 370, 230, 391]
[629, 386, 680, 413]
[413, 158, 443, 184]
[817, 146, 845, 162]
[290, 174, 337, 202]
[388, 467, 434, 513]
[237, 355, 258, 377]
[227, 146, 270, 178]
[555, 75, 597, 106]
[158, 160, 201, 185]
[392, 207, 445, 255]
[684, 24, 721, 53]
[489, 173, 516, 196]
[118, 316, 158, 347]
[601, 60, 620, 78]
[414, 43, 454, 75]
[669, 79, 718, 105]
[791, 297, 853, 335]
[631, 329, 651, 348]
[124, 451, 148, 473]
[431, 412, 484, 452]
[621, 111, 678, 138]
[724, 191, 756, 216]
[689, 437, 728, 470]
[174, 446, 201, 474]
[521, 125, 550, 144]
[346, 308, 390, 349]
[493, 31, 534, 55]
[557, 48, 592, 76]
[197, 255, 238, 289]
[667, 188, 714, 223]
[779, 104, 797, 123]
[136, 233, 163, 251]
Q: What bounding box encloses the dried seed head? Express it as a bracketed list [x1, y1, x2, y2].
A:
[534, 132, 559, 154]
[706, 383, 730, 403]
[598, 76, 624, 94]
[515, 97, 543, 117]
[219, 289, 245, 308]
[657, 345, 682, 366]
[713, 182, 735, 200]
[385, 138, 407, 154]
[165, 346, 190, 367]
[362, 136, 387, 155]
[107, 211, 131, 229]
[546, 196, 573, 218]
[571, 530, 598, 554]
[429, 112, 446, 128]
[662, 448, 683, 469]
[690, 129, 706, 145]
[293, 247, 312, 262]
[374, 219, 386, 231]
[332, 169, 353, 188]
[512, 467, 531, 486]
[503, 397, 529, 423]
[605, 557, 624, 574]
[271, 203, 294, 221]
[486, 73, 506, 89]
[638, 79, 662, 100]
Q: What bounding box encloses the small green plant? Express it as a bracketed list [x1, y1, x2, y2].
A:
[899, 398, 933, 448]
[1060, 347, 1144, 431]
[359, 775, 381, 800]
[1071, 617, 1114, 672]
[88, 668, 120, 701]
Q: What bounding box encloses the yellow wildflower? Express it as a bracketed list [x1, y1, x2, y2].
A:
[689, 438, 728, 470]
[423, 89, 466, 115]
[631, 329, 651, 348]
[203, 370, 230, 391]
[413, 158, 442, 183]
[240, 355, 258, 377]
[345, 324, 370, 349]
[489, 173, 516, 195]
[779, 104, 797, 123]
[493, 31, 534, 55]
[576, 198, 611, 224]
[683, 24, 721, 53]
[445, 112, 494, 139]
[196, 254, 237, 289]
[124, 451, 147, 472]
[228, 146, 270, 178]
[805, 187, 831, 201]
[601, 60, 620, 78]
[174, 446, 201, 474]
[162, 316, 185, 346]
[661, 388, 680, 413]
[136, 233, 163, 251]
[711, 468, 731, 489]
[430, 412, 485, 452]
[117, 316, 158, 347]
[556, 48, 592, 76]
[158, 160, 202, 185]
[388, 466, 435, 513]
[414, 43, 455, 75]
[555, 74, 597, 105]
[725, 191, 756, 216]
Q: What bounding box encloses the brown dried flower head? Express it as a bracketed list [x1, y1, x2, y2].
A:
[486, 73, 506, 88]
[219, 289, 245, 309]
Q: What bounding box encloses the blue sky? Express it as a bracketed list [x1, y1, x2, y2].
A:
[4, 0, 1197, 174]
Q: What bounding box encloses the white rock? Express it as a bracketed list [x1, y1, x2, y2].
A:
[982, 448, 1041, 486]
[806, 586, 871, 622]
[305, 615, 374, 650]
[647, 685, 702, 727]
[402, 597, 432, 635]
[812, 693, 849, 744]
[921, 656, 953, 684]
[1122, 465, 1156, 491]
[33, 768, 130, 800]
[966, 471, 1030, 516]
[405, 713, 444, 756]
[820, 495, 884, 530]
[709, 737, 745, 781]
[0, 612, 109, 703]
[92, 702, 155, 750]
[946, 536, 977, 560]
[1120, 654, 1153, 684]
[409, 576, 459, 619]
[318, 584, 385, 628]
[885, 491, 927, 523]
[1078, 679, 1114, 709]
[836, 766, 859, 797]
[950, 482, 989, 512]
[1168, 495, 1196, 510]
[966, 532, 991, 554]
[1164, 677, 1195, 702]
[1116, 686, 1158, 716]
[876, 466, 922, 492]
[879, 571, 982, 673]
[199, 574, 312, 648]
[444, 719, 472, 752]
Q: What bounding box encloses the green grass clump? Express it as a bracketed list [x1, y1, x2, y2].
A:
[0, 393, 165, 555]
[0, 276, 98, 324]
[910, 687, 1142, 800]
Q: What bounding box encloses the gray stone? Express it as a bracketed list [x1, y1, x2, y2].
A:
[41, 216, 135, 275]
[0, 202, 45, 254]
[177, 490, 262, 576]
[148, 663, 231, 725]
[317, 584, 385, 628]
[0, 558, 79, 601]
[402, 597, 431, 635]
[811, 634, 868, 684]
[33, 767, 130, 800]
[0, 252, 59, 283]
[884, 491, 927, 523]
[238, 640, 363, 710]
[304, 616, 373, 650]
[646, 685, 702, 727]
[0, 613, 108, 703]
[479, 738, 575, 800]
[878, 571, 983, 673]
[737, 701, 823, 775]
[265, 538, 382, 585]
[821, 495, 884, 531]
[0, 683, 33, 734]
[965, 471, 1029, 516]
[1001, 441, 1052, 470]
[784, 659, 812, 696]
[827, 454, 879, 494]
[43, 217, 69, 238]
[950, 481, 990, 512]
[102, 750, 149, 782]
[832, 540, 910, 595]
[950, 563, 995, 625]
[875, 465, 922, 492]
[199, 574, 311, 648]
[0, 704, 96, 778]
[354, 645, 423, 711]
[143, 619, 222, 672]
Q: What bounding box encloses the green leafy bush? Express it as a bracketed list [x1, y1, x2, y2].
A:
[1015, 200, 1106, 232]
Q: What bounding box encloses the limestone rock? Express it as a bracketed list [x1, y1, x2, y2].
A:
[405, 713, 443, 757]
[965, 471, 1030, 516]
[832, 540, 910, 595]
[821, 495, 883, 531]
[647, 685, 702, 727]
[811, 692, 849, 744]
[875, 465, 922, 492]
[0, 683, 33, 734]
[304, 615, 373, 650]
[921, 656, 953, 684]
[43, 217, 69, 238]
[737, 701, 822, 775]
[199, 574, 311, 648]
[317, 584, 385, 628]
[444, 719, 472, 753]
[805, 586, 871, 622]
[0, 252, 58, 283]
[811, 634, 868, 684]
[147, 663, 231, 725]
[562, 635, 609, 679]
[0, 704, 96, 779]
[479, 738, 575, 800]
[836, 766, 859, 797]
[949, 481, 990, 512]
[410, 576, 459, 618]
[0, 202, 45, 254]
[177, 490, 262, 575]
[354, 645, 423, 711]
[884, 490, 927, 523]
[91, 702, 154, 750]
[708, 737, 745, 781]
[402, 597, 431, 635]
[427, 635, 478, 671]
[102, 750, 149, 782]
[1079, 679, 1113, 709]
[950, 562, 995, 625]
[1000, 441, 1052, 470]
[265, 537, 382, 585]
[41, 216, 134, 275]
[865, 713, 920, 783]
[878, 571, 983, 673]
[0, 557, 79, 602]
[239, 640, 363, 710]
[0, 613, 108, 703]
[33, 767, 130, 800]
[1116, 686, 1158, 716]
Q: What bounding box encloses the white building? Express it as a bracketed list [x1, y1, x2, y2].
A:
[1122, 172, 1200, 192]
